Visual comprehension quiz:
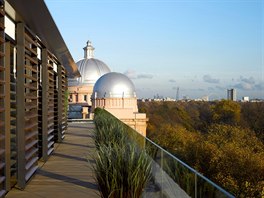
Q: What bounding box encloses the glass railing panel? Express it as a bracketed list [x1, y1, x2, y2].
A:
[94, 109, 235, 198]
[144, 137, 234, 198]
[162, 150, 195, 198]
[145, 139, 164, 197]
[146, 139, 161, 166]
[197, 174, 234, 198]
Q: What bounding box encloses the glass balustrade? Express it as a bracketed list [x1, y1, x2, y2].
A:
[144, 137, 235, 198]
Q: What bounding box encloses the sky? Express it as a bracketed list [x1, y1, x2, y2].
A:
[45, 0, 263, 100]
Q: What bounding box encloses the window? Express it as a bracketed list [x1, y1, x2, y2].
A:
[69, 94, 73, 102]
[5, 15, 15, 40]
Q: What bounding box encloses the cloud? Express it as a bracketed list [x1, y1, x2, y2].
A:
[208, 87, 215, 91]
[169, 79, 176, 83]
[203, 75, 220, 84]
[234, 83, 253, 90]
[124, 70, 137, 79]
[255, 82, 264, 90]
[234, 80, 263, 91]
[240, 76, 255, 84]
[215, 86, 225, 90]
[137, 74, 153, 79]
[124, 70, 153, 79]
[189, 88, 205, 91]
[172, 86, 179, 90]
[233, 76, 256, 90]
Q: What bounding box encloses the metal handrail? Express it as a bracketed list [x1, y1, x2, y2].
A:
[145, 137, 235, 198]
[95, 109, 235, 198]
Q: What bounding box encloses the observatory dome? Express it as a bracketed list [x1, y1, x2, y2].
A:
[92, 72, 136, 99]
[68, 41, 111, 86]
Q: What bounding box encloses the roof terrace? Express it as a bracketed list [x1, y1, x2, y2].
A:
[6, 122, 99, 198]
[5, 111, 234, 198]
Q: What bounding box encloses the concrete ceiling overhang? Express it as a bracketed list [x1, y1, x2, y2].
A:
[7, 0, 80, 78]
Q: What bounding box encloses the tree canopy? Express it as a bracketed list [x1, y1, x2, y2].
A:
[138, 100, 264, 197]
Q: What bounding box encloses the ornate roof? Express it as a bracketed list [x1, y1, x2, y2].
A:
[92, 72, 136, 99]
[68, 41, 110, 86]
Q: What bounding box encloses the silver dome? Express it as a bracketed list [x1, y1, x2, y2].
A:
[92, 72, 136, 98]
[68, 41, 111, 86]
[68, 58, 111, 86]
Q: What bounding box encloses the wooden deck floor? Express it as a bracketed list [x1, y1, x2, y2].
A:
[6, 122, 100, 198]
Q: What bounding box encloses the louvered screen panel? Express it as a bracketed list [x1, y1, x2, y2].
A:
[10, 43, 17, 188]
[38, 79, 43, 158]
[61, 66, 67, 139]
[24, 30, 39, 182]
[37, 45, 42, 159]
[53, 66, 58, 142]
[47, 54, 55, 155]
[0, 1, 5, 197]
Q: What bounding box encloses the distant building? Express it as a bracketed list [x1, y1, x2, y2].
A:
[227, 89, 236, 101]
[68, 41, 111, 119]
[242, 96, 249, 102]
[195, 96, 209, 102]
[91, 72, 148, 136]
[250, 98, 264, 102]
[163, 97, 176, 101]
[202, 95, 209, 101]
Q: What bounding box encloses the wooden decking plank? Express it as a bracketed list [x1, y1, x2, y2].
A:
[6, 122, 99, 198]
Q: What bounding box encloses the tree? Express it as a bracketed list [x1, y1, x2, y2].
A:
[240, 102, 264, 143]
[205, 124, 264, 197]
[211, 100, 241, 125]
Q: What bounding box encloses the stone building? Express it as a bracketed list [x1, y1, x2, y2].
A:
[91, 72, 148, 136]
[68, 41, 111, 119]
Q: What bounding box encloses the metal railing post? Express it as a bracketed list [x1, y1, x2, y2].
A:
[195, 173, 197, 198]
[161, 150, 164, 198]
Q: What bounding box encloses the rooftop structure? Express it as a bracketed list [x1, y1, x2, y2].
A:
[68, 41, 110, 87]
[1, 1, 235, 197]
[68, 41, 111, 119]
[92, 72, 148, 136]
[92, 72, 136, 99]
[227, 88, 237, 101]
[0, 0, 79, 195]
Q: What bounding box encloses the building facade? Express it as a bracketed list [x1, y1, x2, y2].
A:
[227, 89, 236, 101]
[68, 41, 111, 119]
[0, 0, 80, 196]
[91, 72, 148, 136]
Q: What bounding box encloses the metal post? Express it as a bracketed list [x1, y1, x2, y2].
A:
[161, 150, 164, 198]
[41, 48, 48, 161]
[195, 173, 197, 198]
[16, 22, 26, 189]
[4, 41, 10, 191]
[57, 64, 62, 142]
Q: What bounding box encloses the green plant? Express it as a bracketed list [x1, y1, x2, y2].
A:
[92, 108, 152, 198]
[94, 108, 145, 148]
[93, 143, 152, 198]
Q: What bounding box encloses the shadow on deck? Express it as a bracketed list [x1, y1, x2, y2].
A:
[6, 122, 100, 198]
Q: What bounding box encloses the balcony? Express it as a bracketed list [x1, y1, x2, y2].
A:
[92, 108, 234, 198]
[6, 121, 99, 198]
[6, 109, 234, 198]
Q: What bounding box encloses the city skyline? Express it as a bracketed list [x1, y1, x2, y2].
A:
[45, 0, 263, 100]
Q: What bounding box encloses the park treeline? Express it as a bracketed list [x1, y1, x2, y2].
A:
[138, 100, 264, 197]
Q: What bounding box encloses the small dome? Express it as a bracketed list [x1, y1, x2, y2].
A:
[92, 72, 136, 98]
[68, 41, 111, 86]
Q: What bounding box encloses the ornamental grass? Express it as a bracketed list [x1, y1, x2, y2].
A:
[92, 108, 152, 198]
